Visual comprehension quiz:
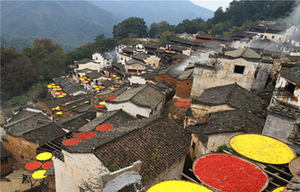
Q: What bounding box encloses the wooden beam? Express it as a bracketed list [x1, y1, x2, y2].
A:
[264, 170, 290, 183]
[181, 173, 200, 184]
[266, 164, 292, 177]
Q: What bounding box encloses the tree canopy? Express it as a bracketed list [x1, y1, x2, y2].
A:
[113, 17, 148, 38]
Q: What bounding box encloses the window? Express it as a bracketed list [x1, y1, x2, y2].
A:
[234, 65, 245, 74]
[254, 67, 260, 79]
[285, 83, 295, 94]
[192, 141, 195, 150]
[187, 82, 190, 85]
[1, 157, 8, 164]
[272, 35, 275, 39]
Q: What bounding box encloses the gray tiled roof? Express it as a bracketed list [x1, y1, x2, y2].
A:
[126, 59, 146, 66]
[132, 53, 149, 61]
[108, 84, 165, 109]
[94, 116, 191, 184]
[53, 77, 86, 95]
[56, 113, 89, 131]
[193, 83, 262, 113]
[79, 110, 136, 132]
[224, 48, 261, 60]
[280, 66, 300, 85]
[22, 122, 66, 145]
[65, 117, 154, 153]
[177, 69, 193, 80]
[4, 113, 51, 137]
[6, 109, 38, 123]
[86, 71, 103, 79]
[191, 109, 265, 136]
[43, 95, 90, 109]
[268, 100, 300, 119]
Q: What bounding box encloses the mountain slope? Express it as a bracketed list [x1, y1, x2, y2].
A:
[90, 0, 214, 25]
[1, 0, 119, 51]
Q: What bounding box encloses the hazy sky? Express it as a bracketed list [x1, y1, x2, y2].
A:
[190, 0, 231, 11]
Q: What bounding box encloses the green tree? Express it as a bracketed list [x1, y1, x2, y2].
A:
[159, 31, 177, 46]
[149, 21, 175, 38]
[113, 17, 148, 38]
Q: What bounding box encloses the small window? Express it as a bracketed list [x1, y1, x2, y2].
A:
[285, 83, 295, 94]
[1, 157, 8, 164]
[254, 67, 260, 79]
[234, 65, 245, 74]
[272, 35, 275, 39]
[192, 141, 195, 150]
[187, 82, 190, 85]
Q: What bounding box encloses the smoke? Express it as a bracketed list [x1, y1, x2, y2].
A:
[280, 0, 300, 28]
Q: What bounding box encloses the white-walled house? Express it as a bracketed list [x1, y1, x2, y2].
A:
[263, 66, 300, 142]
[54, 117, 190, 192]
[116, 45, 133, 65]
[191, 48, 273, 97]
[74, 52, 112, 73]
[92, 52, 113, 68]
[105, 84, 166, 118]
[188, 109, 265, 160]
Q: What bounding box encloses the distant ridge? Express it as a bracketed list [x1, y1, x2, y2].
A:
[89, 0, 214, 25]
[1, 0, 119, 51]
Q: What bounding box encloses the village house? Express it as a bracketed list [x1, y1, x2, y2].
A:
[263, 66, 300, 142]
[125, 59, 150, 75]
[1, 142, 13, 177]
[247, 24, 287, 42]
[188, 109, 265, 160]
[230, 32, 257, 49]
[92, 52, 113, 67]
[53, 116, 190, 192]
[185, 83, 263, 128]
[144, 44, 159, 55]
[105, 84, 166, 118]
[175, 69, 193, 98]
[128, 72, 156, 85]
[191, 48, 274, 97]
[74, 52, 112, 73]
[132, 53, 161, 69]
[2, 113, 66, 164]
[116, 45, 134, 65]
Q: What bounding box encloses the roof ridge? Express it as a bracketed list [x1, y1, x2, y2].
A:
[20, 121, 55, 136]
[4, 113, 43, 128]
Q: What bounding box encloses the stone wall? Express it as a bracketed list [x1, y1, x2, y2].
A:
[191, 58, 272, 98]
[3, 135, 38, 165]
[154, 74, 177, 86]
[1, 156, 14, 176]
[175, 79, 193, 98]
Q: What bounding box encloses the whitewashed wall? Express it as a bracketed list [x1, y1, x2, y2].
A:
[54, 151, 109, 192]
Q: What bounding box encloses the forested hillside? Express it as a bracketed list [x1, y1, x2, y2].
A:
[1, 0, 119, 51]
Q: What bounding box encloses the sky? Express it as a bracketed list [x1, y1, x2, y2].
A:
[190, 0, 231, 11]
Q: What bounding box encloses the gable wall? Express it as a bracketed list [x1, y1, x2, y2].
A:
[3, 134, 38, 165]
[191, 58, 264, 97]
